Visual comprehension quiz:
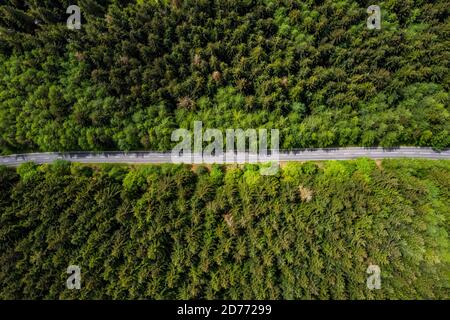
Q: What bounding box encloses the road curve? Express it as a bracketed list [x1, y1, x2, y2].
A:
[0, 147, 449, 166]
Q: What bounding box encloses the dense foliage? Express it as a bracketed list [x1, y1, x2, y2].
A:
[0, 159, 448, 299]
[0, 0, 449, 153]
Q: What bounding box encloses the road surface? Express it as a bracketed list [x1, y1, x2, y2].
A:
[0, 147, 449, 166]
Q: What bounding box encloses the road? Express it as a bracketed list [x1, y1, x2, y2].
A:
[0, 147, 449, 166]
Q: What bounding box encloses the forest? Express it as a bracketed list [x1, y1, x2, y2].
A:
[0, 159, 449, 299]
[0, 0, 449, 301]
[0, 0, 449, 154]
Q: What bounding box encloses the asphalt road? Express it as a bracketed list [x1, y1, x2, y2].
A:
[0, 147, 449, 166]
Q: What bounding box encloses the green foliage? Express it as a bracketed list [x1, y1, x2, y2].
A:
[0, 159, 449, 299]
[16, 161, 38, 182]
[0, 1, 448, 153]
